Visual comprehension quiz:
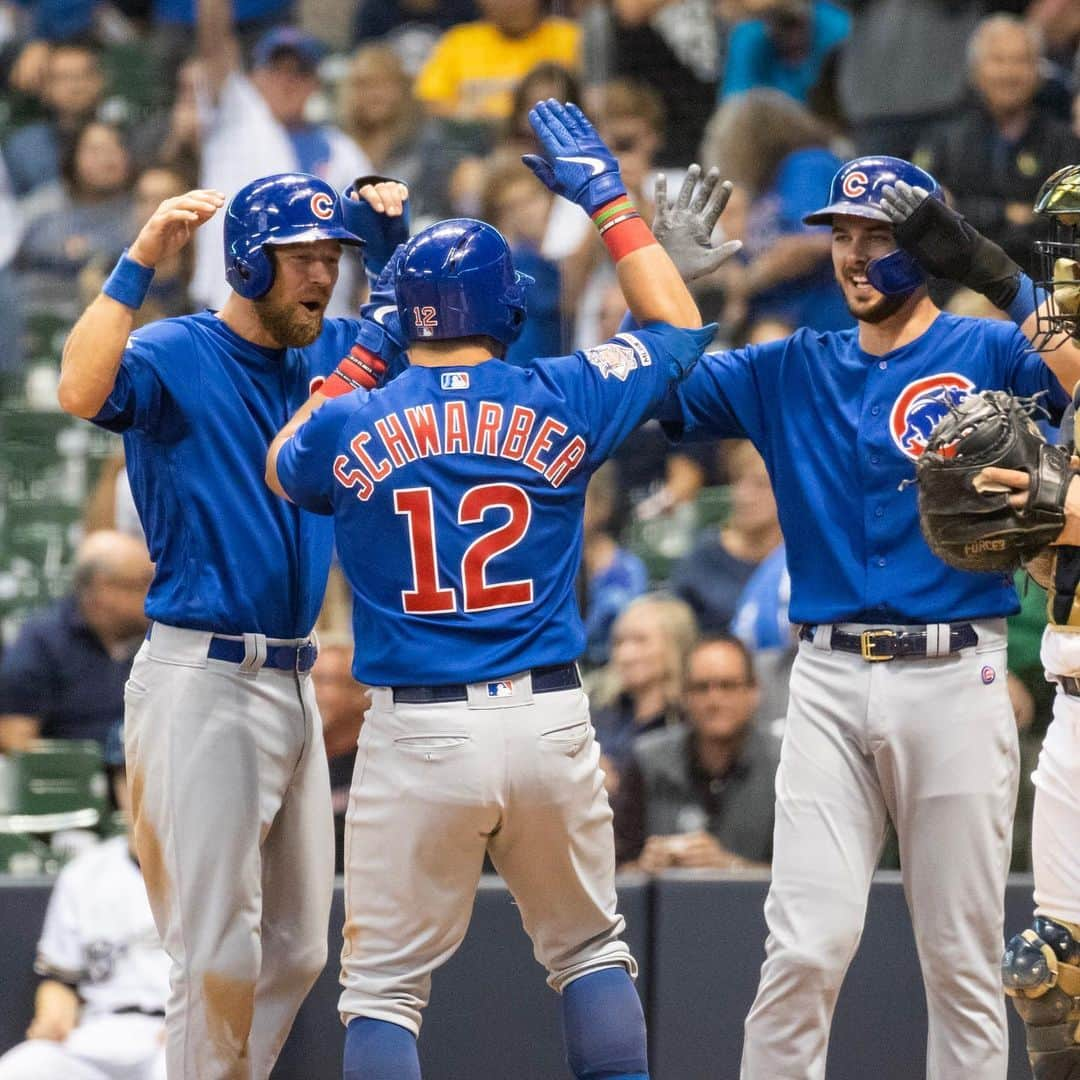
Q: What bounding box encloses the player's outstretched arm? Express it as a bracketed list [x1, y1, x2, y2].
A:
[652, 164, 742, 283]
[58, 189, 224, 419]
[880, 181, 1080, 391]
[522, 99, 703, 329]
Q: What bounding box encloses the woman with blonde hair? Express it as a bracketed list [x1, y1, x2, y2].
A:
[590, 593, 699, 766]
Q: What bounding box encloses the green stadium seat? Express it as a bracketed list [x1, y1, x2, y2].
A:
[0, 831, 58, 876]
[0, 741, 108, 833]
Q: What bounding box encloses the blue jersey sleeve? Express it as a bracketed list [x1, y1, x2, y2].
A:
[551, 322, 716, 467]
[1000, 325, 1069, 421]
[276, 391, 369, 515]
[90, 321, 187, 435]
[658, 339, 780, 445]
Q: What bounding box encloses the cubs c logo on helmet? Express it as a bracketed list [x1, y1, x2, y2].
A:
[842, 171, 869, 199]
[889, 373, 975, 459]
[310, 192, 335, 220]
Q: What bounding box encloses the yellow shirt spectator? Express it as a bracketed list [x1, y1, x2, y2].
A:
[415, 18, 581, 121]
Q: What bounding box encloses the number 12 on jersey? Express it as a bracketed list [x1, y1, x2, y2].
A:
[394, 484, 535, 614]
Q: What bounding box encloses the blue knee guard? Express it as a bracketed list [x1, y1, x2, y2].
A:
[561, 967, 649, 1080]
[343, 1017, 421, 1080]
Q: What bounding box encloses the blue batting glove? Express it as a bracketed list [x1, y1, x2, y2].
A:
[341, 176, 411, 277]
[356, 244, 407, 365]
[522, 99, 627, 217]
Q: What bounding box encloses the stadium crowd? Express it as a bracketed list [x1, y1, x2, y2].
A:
[0, 0, 1078, 953]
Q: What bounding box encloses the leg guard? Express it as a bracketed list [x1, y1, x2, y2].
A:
[1002, 917, 1080, 1080]
[561, 967, 649, 1080]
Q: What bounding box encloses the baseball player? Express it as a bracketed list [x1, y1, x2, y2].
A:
[0, 723, 170, 1080]
[652, 156, 1080, 1080]
[963, 164, 1080, 1078]
[265, 99, 722, 1080]
[56, 173, 411, 1078]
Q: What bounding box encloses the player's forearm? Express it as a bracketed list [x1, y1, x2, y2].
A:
[267, 392, 328, 498]
[28, 980, 80, 1040]
[616, 244, 702, 329]
[196, 0, 239, 98]
[743, 234, 831, 296]
[0, 714, 41, 753]
[58, 294, 137, 419]
[1020, 307, 1080, 396]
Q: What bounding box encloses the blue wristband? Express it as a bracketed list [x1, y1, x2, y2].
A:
[103, 250, 154, 309]
[1004, 272, 1047, 327]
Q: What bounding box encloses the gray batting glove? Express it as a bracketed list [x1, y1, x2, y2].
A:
[652, 164, 742, 282]
[879, 180, 932, 225]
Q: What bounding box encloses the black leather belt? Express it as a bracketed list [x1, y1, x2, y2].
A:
[799, 624, 978, 661]
[393, 663, 581, 704]
[146, 627, 317, 672]
[1058, 675, 1080, 697]
[114, 1005, 166, 1017]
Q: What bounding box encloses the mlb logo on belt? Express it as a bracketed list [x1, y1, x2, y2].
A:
[487, 680, 513, 698]
[441, 372, 470, 391]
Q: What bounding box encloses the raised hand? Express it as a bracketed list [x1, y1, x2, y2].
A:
[879, 179, 932, 227]
[129, 189, 225, 269]
[343, 177, 411, 277]
[653, 165, 743, 282]
[522, 99, 627, 216]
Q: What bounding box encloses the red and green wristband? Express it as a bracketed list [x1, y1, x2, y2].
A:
[591, 197, 656, 262]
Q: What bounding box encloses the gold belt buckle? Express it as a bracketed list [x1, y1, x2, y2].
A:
[860, 628, 896, 661]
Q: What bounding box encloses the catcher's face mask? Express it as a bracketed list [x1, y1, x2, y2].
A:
[1033, 164, 1080, 344]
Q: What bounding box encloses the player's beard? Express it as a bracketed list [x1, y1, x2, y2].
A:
[847, 290, 912, 324]
[253, 295, 325, 348]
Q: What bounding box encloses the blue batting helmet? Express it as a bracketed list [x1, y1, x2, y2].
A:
[803, 156, 944, 296]
[394, 219, 534, 347]
[224, 173, 364, 300]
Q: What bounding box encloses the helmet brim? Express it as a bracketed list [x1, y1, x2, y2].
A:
[263, 226, 365, 248]
[803, 201, 894, 227]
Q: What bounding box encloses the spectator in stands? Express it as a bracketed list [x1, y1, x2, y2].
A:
[591, 594, 698, 765]
[608, 0, 719, 164]
[2, 40, 105, 197]
[671, 440, 782, 633]
[613, 634, 779, 869]
[700, 89, 851, 334]
[836, 0, 985, 159]
[720, 0, 850, 105]
[414, 0, 581, 123]
[129, 59, 202, 187]
[482, 153, 562, 365]
[149, 0, 294, 98]
[581, 462, 649, 670]
[0, 722, 170, 1080]
[731, 542, 795, 730]
[191, 1, 370, 313]
[0, 531, 152, 754]
[339, 44, 450, 222]
[77, 165, 194, 325]
[16, 119, 133, 318]
[913, 14, 1080, 275]
[353, 0, 478, 77]
[312, 638, 370, 874]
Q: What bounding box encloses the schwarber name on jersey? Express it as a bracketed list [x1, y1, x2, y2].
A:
[90, 312, 406, 638]
[278, 323, 710, 685]
[661, 312, 1068, 625]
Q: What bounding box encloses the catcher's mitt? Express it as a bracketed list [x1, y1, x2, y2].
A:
[916, 390, 1072, 572]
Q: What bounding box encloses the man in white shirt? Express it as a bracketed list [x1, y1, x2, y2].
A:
[0, 725, 170, 1080]
[191, 0, 371, 313]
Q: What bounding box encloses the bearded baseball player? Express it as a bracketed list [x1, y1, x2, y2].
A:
[266, 99, 724, 1080]
[57, 173, 411, 1078]
[649, 156, 1080, 1079]
[950, 164, 1080, 1079]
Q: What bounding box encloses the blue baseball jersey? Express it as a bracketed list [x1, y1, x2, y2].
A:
[660, 313, 1068, 625]
[277, 323, 711, 686]
[91, 311, 398, 639]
